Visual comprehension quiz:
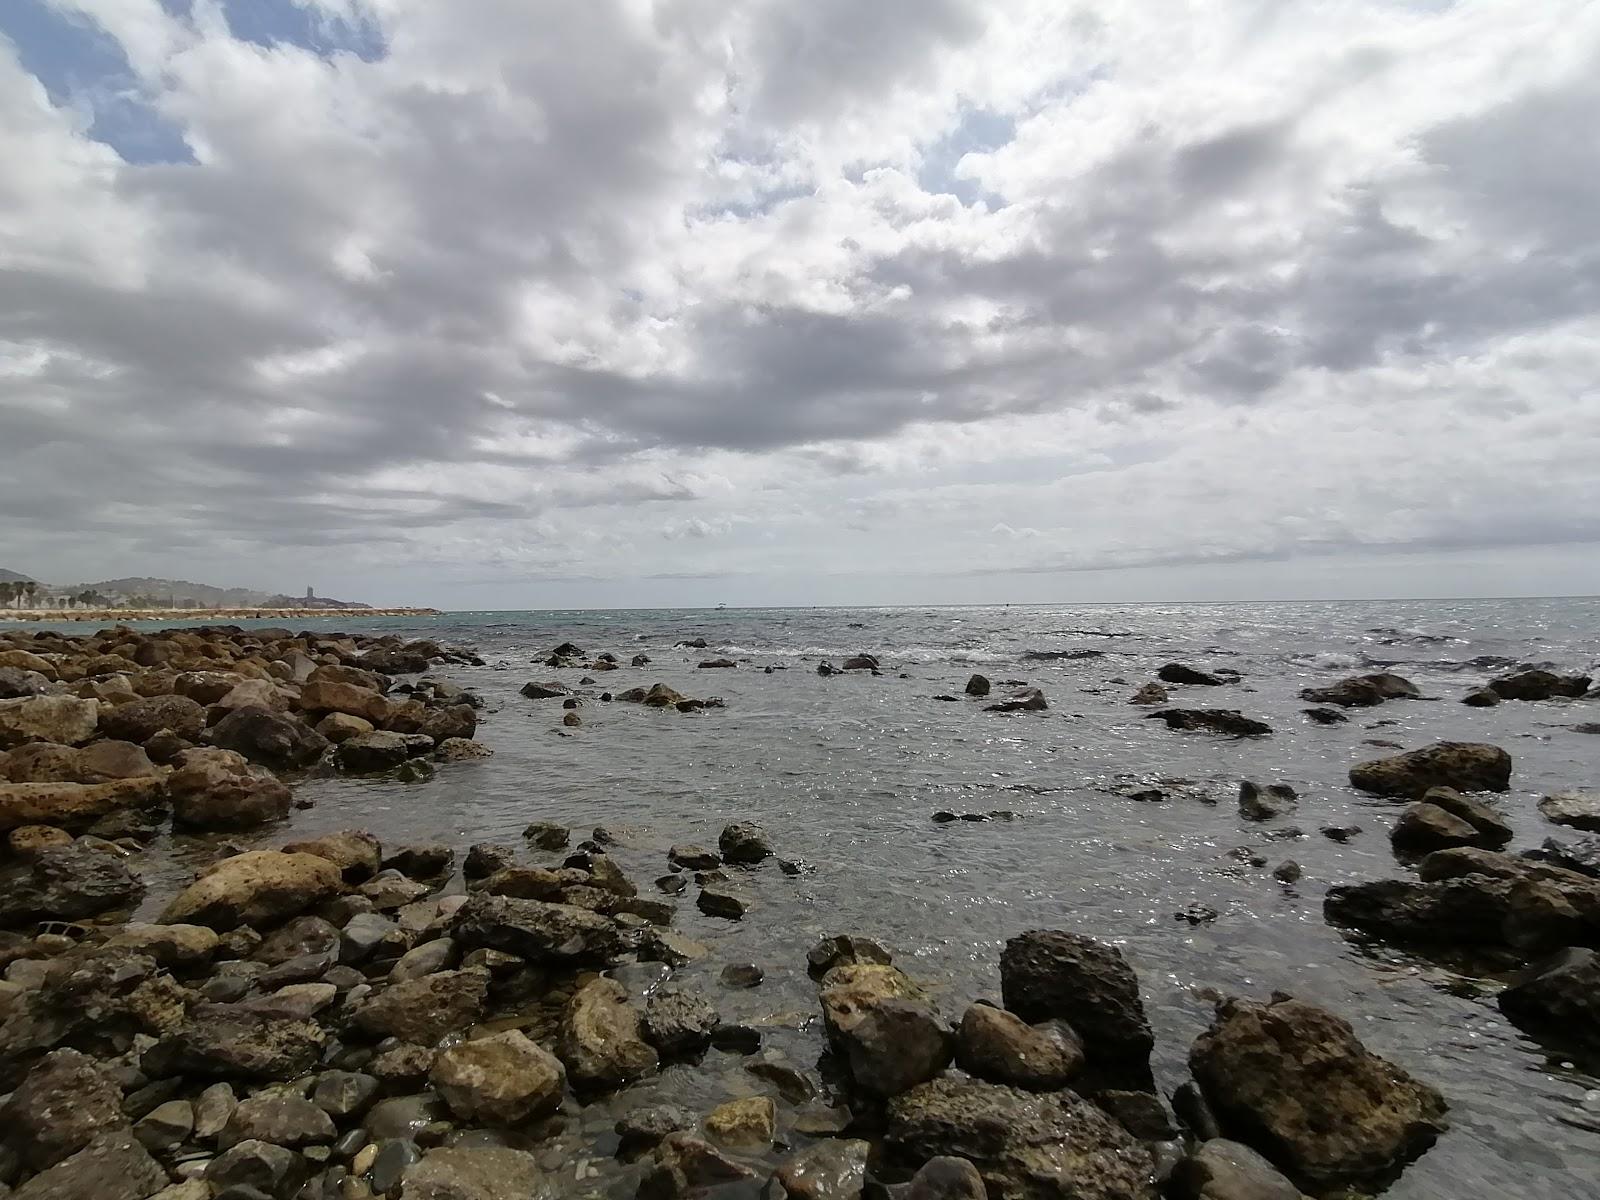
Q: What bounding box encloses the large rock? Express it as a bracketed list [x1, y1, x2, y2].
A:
[430, 1029, 567, 1124]
[5, 1048, 128, 1169]
[1299, 674, 1419, 707]
[1159, 663, 1223, 686]
[153, 1005, 327, 1080]
[2, 742, 82, 782]
[0, 695, 100, 748]
[643, 989, 721, 1059]
[1322, 876, 1518, 945]
[1147, 710, 1271, 737]
[1539, 790, 1600, 832]
[299, 678, 389, 723]
[208, 705, 329, 769]
[218, 1091, 336, 1148]
[1, 842, 146, 923]
[769, 1139, 871, 1200]
[955, 1004, 1084, 1091]
[451, 892, 628, 964]
[159, 850, 343, 930]
[886, 1076, 1155, 1200]
[75, 740, 158, 782]
[558, 976, 659, 1092]
[719, 821, 773, 865]
[336, 729, 415, 772]
[419, 704, 478, 745]
[104, 922, 220, 968]
[9, 1131, 167, 1200]
[168, 747, 294, 830]
[1488, 669, 1591, 701]
[1390, 787, 1512, 855]
[1169, 1140, 1304, 1200]
[99, 695, 204, 744]
[820, 964, 952, 1097]
[351, 967, 490, 1045]
[1348, 742, 1511, 798]
[999, 930, 1153, 1089]
[282, 828, 382, 882]
[1189, 995, 1447, 1186]
[0, 776, 165, 834]
[398, 1145, 547, 1200]
[1496, 947, 1600, 1054]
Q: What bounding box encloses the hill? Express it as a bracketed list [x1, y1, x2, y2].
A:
[0, 571, 371, 610]
[0, 568, 34, 583]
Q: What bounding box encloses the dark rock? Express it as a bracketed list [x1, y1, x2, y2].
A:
[1462, 689, 1500, 708]
[1190, 994, 1447, 1186]
[903, 1156, 988, 1200]
[131, 1099, 193, 1152]
[382, 842, 454, 880]
[206, 1138, 303, 1198]
[1160, 663, 1224, 686]
[523, 822, 570, 851]
[1391, 787, 1512, 854]
[668, 844, 720, 870]
[1539, 790, 1600, 832]
[219, 1092, 335, 1149]
[1488, 669, 1591, 701]
[371, 1139, 425, 1195]
[644, 989, 720, 1059]
[985, 688, 1048, 713]
[209, 706, 329, 769]
[333, 731, 413, 773]
[1271, 861, 1302, 884]
[1237, 782, 1296, 822]
[616, 1105, 697, 1158]
[640, 1132, 755, 1199]
[350, 967, 489, 1044]
[721, 963, 764, 989]
[954, 1004, 1083, 1091]
[1148, 710, 1271, 737]
[1000, 929, 1153, 1090]
[463, 843, 516, 879]
[100, 695, 205, 743]
[1529, 836, 1600, 879]
[451, 892, 627, 964]
[807, 934, 893, 977]
[768, 1139, 870, 1200]
[1, 842, 145, 923]
[1349, 741, 1511, 798]
[699, 659, 737, 669]
[718, 821, 773, 864]
[558, 976, 659, 1092]
[10, 1132, 167, 1200]
[1302, 707, 1348, 725]
[965, 675, 991, 697]
[153, 1005, 326, 1081]
[6, 1048, 127, 1170]
[1497, 947, 1600, 1054]
[1094, 1090, 1177, 1140]
[820, 964, 952, 1097]
[711, 1023, 763, 1053]
[1299, 674, 1419, 708]
[1169, 1139, 1303, 1200]
[697, 884, 750, 920]
[1130, 683, 1168, 706]
[310, 1071, 379, 1120]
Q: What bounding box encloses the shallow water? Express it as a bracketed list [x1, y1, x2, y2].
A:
[50, 598, 1600, 1198]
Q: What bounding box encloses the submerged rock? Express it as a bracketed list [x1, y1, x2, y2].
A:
[1238, 781, 1296, 822]
[719, 820, 773, 864]
[1497, 947, 1600, 1055]
[1299, 674, 1419, 707]
[1129, 682, 1168, 706]
[398, 1145, 546, 1200]
[1539, 790, 1600, 832]
[965, 674, 991, 697]
[1189, 994, 1447, 1187]
[985, 688, 1048, 713]
[1159, 664, 1224, 686]
[1348, 742, 1511, 798]
[1488, 669, 1591, 701]
[769, 1139, 870, 1200]
[1148, 710, 1271, 737]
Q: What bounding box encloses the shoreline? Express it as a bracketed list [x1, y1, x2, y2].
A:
[0, 606, 440, 624]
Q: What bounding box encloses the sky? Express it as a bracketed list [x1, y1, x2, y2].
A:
[1, 0, 1598, 610]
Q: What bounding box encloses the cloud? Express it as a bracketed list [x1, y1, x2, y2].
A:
[0, 0, 1597, 605]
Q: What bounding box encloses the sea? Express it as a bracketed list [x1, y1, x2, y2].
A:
[35, 597, 1600, 1198]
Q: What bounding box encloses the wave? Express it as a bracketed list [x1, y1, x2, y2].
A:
[704, 643, 1018, 664]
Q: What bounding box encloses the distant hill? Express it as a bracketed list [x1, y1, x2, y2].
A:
[0, 570, 371, 610]
[0, 568, 34, 583]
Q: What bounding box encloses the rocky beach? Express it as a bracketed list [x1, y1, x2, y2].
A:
[0, 600, 1596, 1200]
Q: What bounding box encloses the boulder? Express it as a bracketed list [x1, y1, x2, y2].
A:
[965, 674, 991, 697]
[1, 842, 146, 923]
[99, 695, 204, 743]
[770, 1139, 871, 1200]
[211, 678, 291, 715]
[9, 1131, 167, 1200]
[1170, 1140, 1305, 1200]
[641, 1133, 755, 1197]
[387, 842, 456, 879]
[1189, 994, 1447, 1186]
[300, 678, 389, 723]
[430, 1029, 567, 1124]
[1461, 688, 1500, 707]
[0, 666, 50, 698]
[1000, 929, 1154, 1089]
[519, 681, 570, 699]
[1148, 710, 1271, 737]
[208, 705, 329, 769]
[336, 729, 415, 772]
[1129, 683, 1168, 706]
[205, 1138, 304, 1197]
[7, 823, 73, 857]
[434, 736, 493, 761]
[168, 747, 293, 830]
[886, 1077, 1155, 1200]
[1349, 741, 1511, 797]
[159, 850, 343, 930]
[359, 646, 432, 675]
[643, 989, 721, 1059]
[705, 1095, 776, 1149]
[0, 776, 165, 834]
[1322, 876, 1518, 945]
[0, 695, 100, 748]
[418, 704, 477, 744]
[174, 671, 245, 705]
[5, 1048, 128, 1169]
[282, 828, 382, 882]
[398, 1144, 547, 1200]
[1488, 669, 1591, 701]
[954, 1004, 1083, 1091]
[1496, 947, 1600, 1054]
[1539, 790, 1600, 832]
[351, 967, 490, 1044]
[720, 821, 773, 864]
[1299, 674, 1419, 707]
[820, 964, 952, 1097]
[154, 1005, 327, 1080]
[559, 976, 660, 1092]
[1159, 663, 1223, 686]
[1391, 787, 1512, 854]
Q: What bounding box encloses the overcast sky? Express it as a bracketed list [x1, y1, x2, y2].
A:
[2, 0, 1597, 609]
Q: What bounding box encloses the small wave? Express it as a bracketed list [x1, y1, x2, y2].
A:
[1284, 651, 1364, 670]
[708, 643, 1016, 664]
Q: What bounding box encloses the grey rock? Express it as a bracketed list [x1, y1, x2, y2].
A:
[450, 892, 627, 965]
[219, 1092, 336, 1149]
[205, 1139, 302, 1198]
[310, 1072, 379, 1121]
[1348, 741, 1511, 798]
[350, 967, 489, 1045]
[133, 1100, 195, 1152]
[6, 1048, 128, 1169]
[643, 989, 721, 1059]
[11, 1132, 167, 1200]
[904, 1156, 988, 1200]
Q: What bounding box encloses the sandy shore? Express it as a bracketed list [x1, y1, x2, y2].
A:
[0, 606, 439, 623]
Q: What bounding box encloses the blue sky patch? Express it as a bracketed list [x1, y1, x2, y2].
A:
[918, 106, 1014, 208]
[220, 0, 385, 63]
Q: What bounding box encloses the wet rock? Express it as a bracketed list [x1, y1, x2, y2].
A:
[313, 710, 373, 743]
[369, 1044, 435, 1089]
[384, 843, 454, 880]
[886, 1076, 1155, 1200]
[209, 706, 329, 769]
[820, 964, 952, 1097]
[310, 1071, 378, 1121]
[1322, 876, 1521, 945]
[463, 843, 516, 879]
[1302, 707, 1348, 725]
[398, 1144, 545, 1200]
[417, 704, 477, 745]
[1272, 861, 1302, 884]
[0, 665, 50, 700]
[1391, 785, 1512, 854]
[335, 730, 415, 773]
[1169, 1139, 1304, 1200]
[105, 922, 220, 968]
[132, 1099, 194, 1152]
[1461, 689, 1500, 708]
[154, 1005, 326, 1081]
[1000, 929, 1154, 1090]
[1539, 790, 1600, 832]
[1094, 1090, 1177, 1141]
[698, 884, 751, 920]
[11, 1131, 168, 1200]
[719, 821, 773, 865]
[1148, 710, 1271, 737]
[102, 695, 206, 744]
[6, 822, 73, 858]
[450, 892, 627, 965]
[0, 694, 101, 748]
[1237, 782, 1296, 822]
[722, 963, 764, 989]
[205, 1138, 303, 1197]
[159, 850, 343, 930]
[559, 977, 658, 1092]
[1299, 674, 1419, 707]
[965, 675, 992, 698]
[433, 736, 492, 762]
[1488, 669, 1591, 702]
[1496, 947, 1600, 1054]
[699, 658, 737, 669]
[522, 822, 569, 851]
[1130, 683, 1168, 706]
[1159, 664, 1223, 686]
[1530, 836, 1600, 879]
[955, 1004, 1084, 1091]
[168, 745, 295, 832]
[769, 1138, 870, 1200]
[388, 937, 457, 980]
[430, 1029, 566, 1124]
[985, 688, 1048, 713]
[1, 841, 145, 923]
[705, 1095, 775, 1149]
[1189, 994, 1448, 1186]
[193, 1083, 238, 1139]
[644, 989, 720, 1059]
[616, 1105, 698, 1158]
[640, 1133, 755, 1200]
[0, 777, 166, 836]
[256, 913, 339, 963]
[6, 1048, 127, 1169]
[903, 1156, 988, 1200]
[807, 934, 893, 977]
[1348, 741, 1511, 798]
[668, 844, 720, 870]
[351, 967, 489, 1045]
[281, 829, 381, 883]
[219, 1092, 335, 1149]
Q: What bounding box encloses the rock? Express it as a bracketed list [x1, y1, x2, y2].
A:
[1488, 669, 1591, 701]
[351, 967, 489, 1044]
[954, 1004, 1083, 1091]
[0, 665, 50, 699]
[1322, 876, 1524, 945]
[1303, 706, 1348, 725]
[205, 1138, 303, 1197]
[705, 1096, 775, 1149]
[1391, 785, 1513, 854]
[1159, 664, 1223, 686]
[429, 1029, 566, 1124]
[75, 740, 159, 782]
[283, 830, 382, 885]
[1497, 947, 1600, 1054]
[418, 704, 477, 745]
[159, 851, 343, 930]
[719, 821, 773, 864]
[1348, 742, 1512, 798]
[965, 675, 991, 697]
[309, 1070, 378, 1120]
[300, 679, 390, 725]
[641, 1132, 756, 1199]
[1299, 674, 1419, 707]
[313, 711, 372, 743]
[519, 680, 570, 699]
[3, 742, 83, 783]
[697, 884, 751, 920]
[0, 695, 100, 749]
[1539, 790, 1600, 832]
[101, 695, 205, 744]
[886, 1077, 1154, 1200]
[6, 822, 72, 858]
[616, 1105, 698, 1158]
[999, 930, 1154, 1090]
[359, 646, 433, 675]
[985, 688, 1048, 713]
[644, 989, 720, 1058]
[463, 842, 516, 879]
[209, 707, 329, 769]
[668, 844, 720, 870]
[154, 1005, 326, 1081]
[6, 1048, 128, 1169]
[1530, 835, 1600, 879]
[1, 841, 145, 923]
[433, 737, 492, 761]
[1169, 1139, 1304, 1200]
[820, 963, 952, 1097]
[168, 748, 294, 830]
[219, 1092, 336, 1149]
[335, 730, 414, 773]
[1130, 683, 1168, 706]
[132, 1100, 194, 1152]
[0, 777, 165, 834]
[522, 822, 569, 851]
[903, 1156, 988, 1200]
[807, 934, 894, 977]
[193, 1083, 238, 1139]
[769, 1139, 870, 1200]
[1462, 688, 1500, 708]
[559, 977, 659, 1092]
[1148, 710, 1271, 737]
[722, 963, 764, 989]
[699, 658, 737, 669]
[104, 922, 220, 968]
[450, 892, 627, 964]
[398, 1145, 546, 1200]
[1272, 861, 1302, 884]
[1189, 994, 1447, 1186]
[10, 1131, 168, 1200]
[384, 842, 455, 880]
[1238, 782, 1296, 822]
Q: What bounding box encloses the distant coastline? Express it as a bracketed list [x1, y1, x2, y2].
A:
[0, 605, 440, 623]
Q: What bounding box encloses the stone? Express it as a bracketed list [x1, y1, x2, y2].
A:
[1349, 742, 1512, 798]
[1, 841, 145, 923]
[722, 963, 764, 989]
[1461, 688, 1500, 708]
[256, 913, 340, 963]
[1129, 683, 1168, 706]
[351, 967, 489, 1045]
[220, 1092, 336, 1149]
[313, 711, 373, 744]
[1237, 782, 1296, 822]
[1190, 994, 1447, 1186]
[101, 695, 205, 744]
[0, 665, 50, 699]
[705, 1096, 775, 1149]
[1488, 669, 1591, 701]
[1159, 663, 1224, 685]
[697, 884, 750, 919]
[205, 1139, 302, 1197]
[640, 1133, 755, 1199]
[369, 1044, 435, 1088]
[719, 821, 773, 864]
[193, 1083, 238, 1139]
[1539, 790, 1600, 832]
[820, 964, 952, 1097]
[428, 1030, 565, 1125]
[310, 1071, 379, 1121]
[0, 695, 100, 749]
[903, 1156, 988, 1200]
[209, 706, 329, 769]
[335, 731, 413, 773]
[1000, 929, 1154, 1090]
[558, 976, 659, 1092]
[388, 936, 456, 979]
[159, 851, 343, 930]
[1303, 706, 1348, 724]
[462, 843, 516, 879]
[133, 1098, 195, 1152]
[955, 1004, 1084, 1091]
[6, 1048, 127, 1170]
[616, 1105, 698, 1157]
[1169, 1140, 1304, 1200]
[1299, 674, 1418, 707]
[6, 822, 73, 857]
[398, 1144, 546, 1200]
[886, 1077, 1155, 1200]
[76, 740, 159, 782]
[769, 1140, 870, 1200]
[1496, 947, 1600, 1053]
[644, 989, 721, 1059]
[450, 892, 627, 964]
[3, 742, 83, 783]
[384, 843, 454, 879]
[0, 777, 165, 835]
[1530, 835, 1600, 879]
[433, 737, 492, 761]
[168, 748, 294, 831]
[985, 688, 1048, 713]
[10, 1132, 167, 1200]
[807, 934, 893, 977]
[104, 922, 220, 968]
[154, 1005, 327, 1081]
[1147, 710, 1271, 737]
[282, 829, 382, 882]
[519, 680, 570, 699]
[668, 844, 720, 870]
[965, 674, 991, 697]
[241, 981, 337, 1020]
[522, 822, 569, 850]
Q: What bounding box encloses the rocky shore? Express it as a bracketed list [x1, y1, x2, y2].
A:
[0, 627, 1595, 1199]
